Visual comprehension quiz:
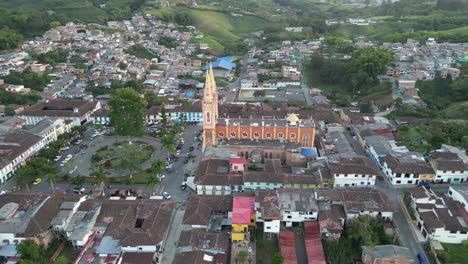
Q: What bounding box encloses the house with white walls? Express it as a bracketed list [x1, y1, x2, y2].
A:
[430, 145, 468, 184]
[382, 153, 435, 185]
[330, 156, 380, 188]
[278, 189, 319, 227]
[409, 186, 468, 244]
[255, 190, 281, 234]
[448, 185, 468, 212]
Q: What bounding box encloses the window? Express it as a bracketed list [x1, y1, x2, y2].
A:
[266, 132, 272, 138]
[413, 174, 419, 178]
[218, 132, 225, 137]
[454, 178, 460, 182]
[362, 175, 366, 178]
[452, 171, 455, 173]
[287, 216, 292, 219]
[361, 182, 365, 185]
[266, 226, 271, 230]
[443, 170, 447, 173]
[404, 174, 410, 178]
[234, 166, 238, 170]
[254, 132, 260, 138]
[437, 175, 441, 178]
[344, 174, 348, 177]
[408, 181, 412, 184]
[290, 133, 296, 139]
[230, 132, 236, 137]
[242, 132, 249, 138]
[396, 173, 401, 178]
[396, 180, 401, 184]
[278, 133, 284, 138]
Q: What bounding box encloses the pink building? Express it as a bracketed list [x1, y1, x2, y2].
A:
[229, 157, 247, 173]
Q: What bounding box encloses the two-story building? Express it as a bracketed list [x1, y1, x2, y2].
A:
[382, 154, 435, 185]
[18, 100, 100, 126]
[145, 102, 202, 124]
[231, 195, 255, 241]
[430, 147, 468, 184]
[330, 156, 380, 188]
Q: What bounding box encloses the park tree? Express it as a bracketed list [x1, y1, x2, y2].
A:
[109, 88, 146, 136]
[92, 166, 108, 195]
[17, 240, 47, 263]
[145, 174, 160, 195]
[70, 175, 85, 187]
[151, 159, 166, 177]
[347, 47, 393, 91]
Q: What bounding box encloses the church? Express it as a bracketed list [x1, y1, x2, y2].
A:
[202, 65, 316, 152]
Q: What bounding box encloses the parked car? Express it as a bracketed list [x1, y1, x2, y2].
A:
[162, 192, 171, 199]
[73, 187, 85, 194]
[180, 182, 187, 190]
[54, 155, 62, 162]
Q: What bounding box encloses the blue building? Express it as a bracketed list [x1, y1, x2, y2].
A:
[204, 57, 236, 77]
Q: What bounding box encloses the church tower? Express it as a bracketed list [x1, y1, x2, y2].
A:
[202, 65, 218, 151]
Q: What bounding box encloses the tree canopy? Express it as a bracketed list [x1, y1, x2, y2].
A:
[108, 88, 146, 136]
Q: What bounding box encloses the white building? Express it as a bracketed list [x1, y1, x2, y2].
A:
[18, 100, 100, 126]
[382, 154, 435, 185]
[278, 189, 318, 227]
[27, 118, 71, 147]
[430, 146, 468, 184]
[330, 156, 380, 188]
[448, 185, 468, 212]
[410, 187, 468, 244]
[0, 132, 43, 184]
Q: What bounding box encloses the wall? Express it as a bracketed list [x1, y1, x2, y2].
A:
[448, 187, 468, 212]
[383, 162, 420, 185]
[434, 169, 467, 184]
[333, 173, 375, 188]
[121, 245, 157, 252]
[282, 211, 318, 224]
[264, 220, 280, 234]
[0, 233, 25, 246]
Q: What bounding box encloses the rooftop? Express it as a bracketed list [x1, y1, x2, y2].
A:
[362, 245, 414, 262]
[20, 100, 98, 117]
[278, 189, 318, 212]
[183, 195, 232, 226]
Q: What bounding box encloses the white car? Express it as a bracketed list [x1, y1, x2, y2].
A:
[53, 155, 62, 162]
[157, 174, 166, 180]
[162, 192, 171, 199]
[65, 154, 73, 161]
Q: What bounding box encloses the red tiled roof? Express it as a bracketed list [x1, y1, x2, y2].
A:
[279, 231, 297, 264]
[304, 222, 326, 264]
[232, 196, 255, 224]
[229, 157, 247, 164]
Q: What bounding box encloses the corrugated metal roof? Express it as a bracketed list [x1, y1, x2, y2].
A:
[279, 231, 297, 264]
[304, 222, 326, 264]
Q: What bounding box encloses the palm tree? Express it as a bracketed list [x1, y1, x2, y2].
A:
[145, 174, 160, 195]
[92, 166, 107, 195]
[70, 175, 85, 187]
[122, 175, 134, 185]
[160, 134, 176, 153]
[151, 159, 166, 177]
[15, 166, 33, 192]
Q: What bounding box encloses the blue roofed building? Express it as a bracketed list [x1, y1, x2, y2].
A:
[205, 57, 236, 77]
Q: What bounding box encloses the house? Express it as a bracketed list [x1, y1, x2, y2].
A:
[278, 189, 318, 227]
[255, 190, 281, 234]
[318, 204, 345, 240]
[30, 64, 47, 72]
[430, 147, 468, 184]
[204, 57, 236, 77]
[183, 195, 232, 229]
[316, 189, 394, 220]
[91, 109, 110, 125]
[229, 157, 247, 173]
[145, 102, 203, 124]
[174, 229, 229, 264]
[279, 231, 298, 264]
[18, 100, 100, 126]
[329, 156, 380, 188]
[95, 199, 175, 256]
[0, 132, 43, 184]
[231, 195, 255, 241]
[409, 186, 468, 243]
[448, 185, 468, 213]
[195, 159, 244, 195]
[362, 245, 414, 264]
[304, 222, 326, 264]
[0, 192, 65, 247]
[5, 85, 29, 94]
[382, 154, 435, 185]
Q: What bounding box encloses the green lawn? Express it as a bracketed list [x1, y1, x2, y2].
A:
[110, 168, 153, 184]
[439, 243, 468, 264]
[255, 226, 280, 264]
[146, 7, 271, 51]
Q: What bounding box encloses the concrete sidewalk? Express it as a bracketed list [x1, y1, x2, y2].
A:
[162, 208, 186, 264]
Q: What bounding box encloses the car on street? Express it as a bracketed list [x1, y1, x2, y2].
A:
[54, 155, 62, 162]
[33, 178, 42, 185]
[180, 182, 187, 190]
[60, 146, 70, 151]
[75, 139, 82, 145]
[162, 192, 171, 199]
[189, 146, 194, 151]
[65, 154, 73, 161]
[157, 174, 166, 180]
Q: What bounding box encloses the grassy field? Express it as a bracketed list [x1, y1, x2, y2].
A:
[439, 243, 468, 264]
[146, 7, 271, 51]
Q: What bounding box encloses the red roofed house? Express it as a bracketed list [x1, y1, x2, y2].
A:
[229, 156, 247, 173]
[231, 195, 255, 241]
[304, 222, 326, 264]
[279, 231, 297, 264]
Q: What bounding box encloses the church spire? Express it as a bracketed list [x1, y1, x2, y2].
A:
[202, 63, 218, 151]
